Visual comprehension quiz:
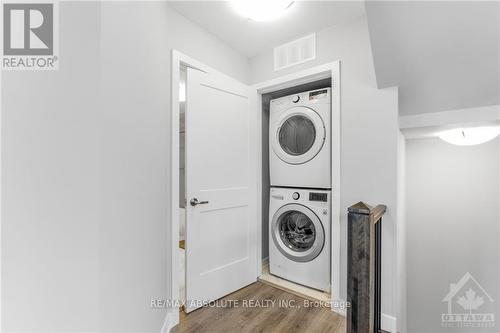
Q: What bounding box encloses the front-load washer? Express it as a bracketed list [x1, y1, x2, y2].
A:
[269, 187, 331, 292]
[269, 88, 331, 189]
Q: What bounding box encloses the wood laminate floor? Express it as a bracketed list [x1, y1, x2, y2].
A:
[172, 282, 345, 333]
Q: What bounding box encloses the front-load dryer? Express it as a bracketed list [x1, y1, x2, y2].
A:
[269, 88, 331, 189]
[269, 187, 331, 292]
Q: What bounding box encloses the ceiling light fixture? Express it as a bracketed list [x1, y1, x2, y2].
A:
[231, 0, 294, 22]
[438, 126, 500, 146]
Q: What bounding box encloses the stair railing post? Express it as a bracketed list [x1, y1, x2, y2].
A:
[346, 202, 386, 333]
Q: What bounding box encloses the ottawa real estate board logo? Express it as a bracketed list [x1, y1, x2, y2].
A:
[1, 1, 58, 70]
[442, 272, 495, 329]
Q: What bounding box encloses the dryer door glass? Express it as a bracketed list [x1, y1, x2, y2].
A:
[278, 210, 316, 252]
[278, 115, 316, 156]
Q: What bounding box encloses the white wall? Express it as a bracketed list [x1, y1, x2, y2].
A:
[406, 137, 500, 333]
[250, 15, 401, 328]
[2, 3, 101, 331]
[1, 2, 249, 332]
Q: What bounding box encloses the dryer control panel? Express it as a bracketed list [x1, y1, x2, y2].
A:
[309, 192, 328, 202]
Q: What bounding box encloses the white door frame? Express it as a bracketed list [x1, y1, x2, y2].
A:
[252, 61, 342, 314]
[166, 51, 342, 332]
[165, 50, 205, 332]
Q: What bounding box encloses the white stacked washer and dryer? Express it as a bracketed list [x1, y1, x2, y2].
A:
[268, 88, 332, 292]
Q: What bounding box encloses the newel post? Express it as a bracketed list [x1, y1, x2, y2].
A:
[347, 202, 387, 333]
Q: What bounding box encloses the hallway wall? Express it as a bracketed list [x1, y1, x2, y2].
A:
[1, 3, 101, 331]
[1, 2, 249, 332]
[406, 137, 500, 333]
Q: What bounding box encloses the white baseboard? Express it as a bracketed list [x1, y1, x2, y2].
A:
[161, 308, 178, 333]
[331, 305, 346, 316]
[381, 313, 397, 333]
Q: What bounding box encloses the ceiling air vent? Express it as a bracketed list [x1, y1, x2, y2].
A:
[274, 34, 316, 71]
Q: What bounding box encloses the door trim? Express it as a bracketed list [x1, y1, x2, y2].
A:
[252, 61, 342, 315]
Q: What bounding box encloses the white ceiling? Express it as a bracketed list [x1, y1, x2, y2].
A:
[169, 1, 500, 116]
[168, 1, 366, 57]
[366, 1, 500, 115]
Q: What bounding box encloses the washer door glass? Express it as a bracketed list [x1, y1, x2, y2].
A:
[278, 210, 316, 252]
[278, 115, 316, 156]
[271, 203, 325, 263]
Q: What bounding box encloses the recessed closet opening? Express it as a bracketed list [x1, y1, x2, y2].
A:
[259, 78, 334, 304]
[171, 52, 342, 329]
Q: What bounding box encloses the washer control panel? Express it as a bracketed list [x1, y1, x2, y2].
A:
[309, 89, 328, 101]
[270, 188, 330, 207]
[269, 87, 331, 110]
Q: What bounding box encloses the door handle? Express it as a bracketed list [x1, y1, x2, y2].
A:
[190, 198, 209, 206]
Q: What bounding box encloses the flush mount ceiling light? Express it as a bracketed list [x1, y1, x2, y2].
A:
[438, 126, 500, 146]
[231, 0, 294, 22]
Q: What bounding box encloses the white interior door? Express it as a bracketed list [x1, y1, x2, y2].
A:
[185, 67, 257, 313]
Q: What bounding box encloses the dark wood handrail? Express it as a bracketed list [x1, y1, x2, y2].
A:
[371, 205, 386, 224]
